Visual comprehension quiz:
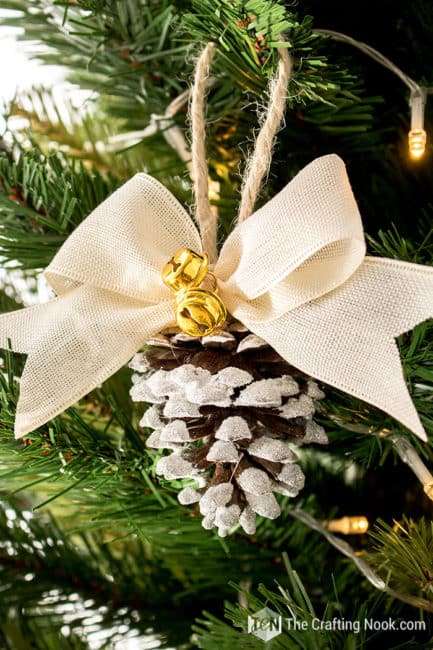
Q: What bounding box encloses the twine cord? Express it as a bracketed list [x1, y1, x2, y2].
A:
[190, 42, 292, 257]
[190, 42, 218, 264]
[237, 46, 292, 224]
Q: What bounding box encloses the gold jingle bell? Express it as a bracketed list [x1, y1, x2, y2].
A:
[162, 248, 209, 293]
[162, 248, 227, 337]
[176, 289, 227, 337]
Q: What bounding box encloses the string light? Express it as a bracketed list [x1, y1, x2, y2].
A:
[325, 516, 369, 535]
[408, 88, 427, 159]
[107, 88, 193, 172]
[390, 435, 433, 501]
[329, 412, 433, 503]
[314, 29, 431, 160]
[319, 412, 433, 531]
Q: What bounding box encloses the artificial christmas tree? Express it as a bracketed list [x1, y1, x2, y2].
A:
[0, 1, 433, 648]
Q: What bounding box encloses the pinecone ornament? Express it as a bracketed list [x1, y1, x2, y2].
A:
[130, 320, 328, 537]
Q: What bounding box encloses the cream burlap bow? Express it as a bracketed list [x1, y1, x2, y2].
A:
[1, 154, 432, 440]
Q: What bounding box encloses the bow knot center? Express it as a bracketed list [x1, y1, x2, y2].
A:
[162, 247, 227, 336]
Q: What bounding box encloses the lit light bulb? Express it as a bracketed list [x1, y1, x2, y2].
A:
[424, 481, 433, 500]
[326, 516, 369, 535]
[409, 128, 427, 159]
[409, 88, 427, 160]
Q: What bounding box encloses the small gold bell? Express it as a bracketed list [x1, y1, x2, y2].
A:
[162, 247, 227, 337]
[162, 248, 209, 292]
[176, 289, 227, 337]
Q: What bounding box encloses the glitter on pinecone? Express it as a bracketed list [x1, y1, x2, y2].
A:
[130, 320, 327, 537]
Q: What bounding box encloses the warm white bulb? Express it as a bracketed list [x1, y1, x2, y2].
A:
[326, 516, 369, 535]
[408, 128, 427, 159]
[424, 481, 433, 502]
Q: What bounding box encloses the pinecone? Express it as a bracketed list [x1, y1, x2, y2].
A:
[129, 319, 327, 537]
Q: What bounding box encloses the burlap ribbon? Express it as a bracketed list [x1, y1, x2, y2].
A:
[1, 154, 432, 440]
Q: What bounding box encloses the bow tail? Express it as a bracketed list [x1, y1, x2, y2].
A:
[0, 286, 173, 438]
[241, 257, 433, 441]
[0, 300, 56, 354]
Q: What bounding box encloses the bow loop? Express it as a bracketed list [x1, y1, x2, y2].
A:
[45, 174, 202, 304]
[216, 155, 366, 321]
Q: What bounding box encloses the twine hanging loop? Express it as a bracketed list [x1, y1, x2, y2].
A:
[190, 42, 293, 259]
